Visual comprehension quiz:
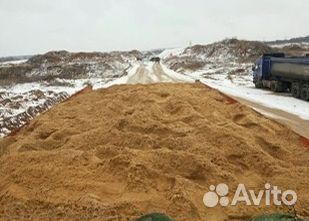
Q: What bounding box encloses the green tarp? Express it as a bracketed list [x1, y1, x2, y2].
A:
[133, 213, 307, 221]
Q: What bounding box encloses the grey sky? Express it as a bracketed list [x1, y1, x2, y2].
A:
[0, 0, 308, 56]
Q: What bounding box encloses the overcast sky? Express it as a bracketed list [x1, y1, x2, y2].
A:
[0, 0, 308, 56]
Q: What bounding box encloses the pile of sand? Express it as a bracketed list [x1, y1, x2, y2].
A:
[0, 83, 308, 221]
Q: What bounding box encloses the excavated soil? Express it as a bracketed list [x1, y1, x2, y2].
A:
[0, 83, 308, 221]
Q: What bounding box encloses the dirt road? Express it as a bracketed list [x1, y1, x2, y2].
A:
[126, 62, 185, 84]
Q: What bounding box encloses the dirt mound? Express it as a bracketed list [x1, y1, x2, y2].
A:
[184, 39, 274, 63]
[167, 58, 206, 73]
[0, 83, 308, 221]
[280, 44, 309, 56]
[0, 50, 142, 85]
[162, 39, 275, 73]
[27, 50, 143, 66]
[26, 50, 70, 65]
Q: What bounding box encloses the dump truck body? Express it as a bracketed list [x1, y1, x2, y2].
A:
[253, 53, 309, 101]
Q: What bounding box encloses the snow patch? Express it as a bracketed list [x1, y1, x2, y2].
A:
[161, 64, 194, 82]
[159, 47, 185, 59]
[99, 62, 140, 89]
[194, 72, 309, 121]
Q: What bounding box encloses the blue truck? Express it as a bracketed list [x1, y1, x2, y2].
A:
[252, 53, 309, 101]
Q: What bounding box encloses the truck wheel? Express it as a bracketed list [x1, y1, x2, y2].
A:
[281, 82, 289, 92]
[300, 85, 309, 101]
[291, 83, 300, 98]
[270, 81, 278, 92]
[255, 80, 262, 88]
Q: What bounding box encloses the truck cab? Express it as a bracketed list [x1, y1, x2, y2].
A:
[252, 57, 263, 87]
[252, 53, 285, 88]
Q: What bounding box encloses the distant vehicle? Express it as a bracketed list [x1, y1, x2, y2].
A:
[252, 53, 309, 101]
[150, 57, 161, 63]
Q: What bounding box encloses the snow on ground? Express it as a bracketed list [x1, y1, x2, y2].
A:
[100, 62, 140, 88]
[0, 88, 69, 137]
[2, 52, 308, 138]
[159, 42, 309, 121]
[269, 42, 309, 49]
[160, 63, 194, 82]
[1, 80, 99, 137]
[0, 90, 66, 119]
[0, 59, 28, 66]
[0, 61, 141, 137]
[145, 61, 159, 82]
[186, 68, 309, 120]
[3, 81, 81, 95]
[159, 47, 185, 59]
[2, 61, 142, 95]
[102, 61, 193, 86]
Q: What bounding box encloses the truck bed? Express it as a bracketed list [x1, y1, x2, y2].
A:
[270, 57, 309, 81]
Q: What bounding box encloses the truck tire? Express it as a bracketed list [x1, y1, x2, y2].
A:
[270, 81, 284, 92]
[255, 80, 262, 88]
[291, 83, 300, 98]
[270, 81, 278, 92]
[300, 84, 309, 101]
